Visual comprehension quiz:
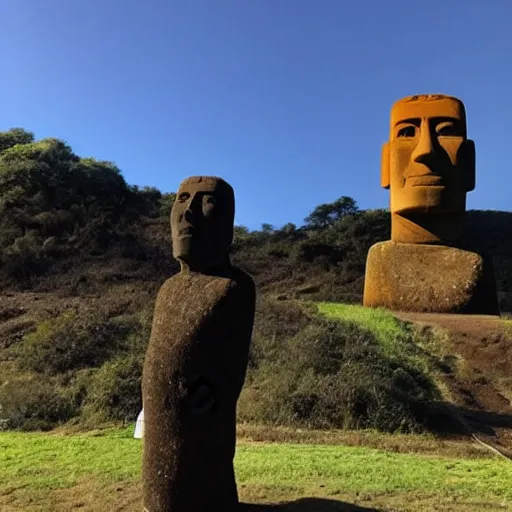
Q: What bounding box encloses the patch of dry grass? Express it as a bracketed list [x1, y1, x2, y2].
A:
[236, 424, 491, 459]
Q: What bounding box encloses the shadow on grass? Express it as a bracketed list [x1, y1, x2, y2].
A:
[242, 497, 381, 511]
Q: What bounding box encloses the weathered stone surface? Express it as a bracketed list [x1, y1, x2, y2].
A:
[141, 176, 255, 512]
[381, 94, 475, 244]
[363, 241, 498, 313]
[364, 94, 498, 313]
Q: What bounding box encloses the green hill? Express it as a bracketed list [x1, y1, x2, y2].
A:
[0, 128, 511, 433]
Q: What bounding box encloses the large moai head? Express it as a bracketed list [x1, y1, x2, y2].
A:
[171, 176, 235, 269]
[381, 94, 475, 225]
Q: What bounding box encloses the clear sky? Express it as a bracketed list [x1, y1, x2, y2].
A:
[1, 1, 511, 229]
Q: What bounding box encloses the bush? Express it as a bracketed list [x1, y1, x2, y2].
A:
[15, 310, 133, 374]
[74, 308, 151, 422]
[82, 352, 144, 422]
[2, 232, 49, 284]
[238, 299, 440, 432]
[3, 306, 152, 427]
[0, 376, 77, 430]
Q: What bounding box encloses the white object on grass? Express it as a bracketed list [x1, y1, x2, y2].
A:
[134, 409, 144, 439]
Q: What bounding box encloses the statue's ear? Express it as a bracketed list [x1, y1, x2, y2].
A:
[381, 142, 390, 189]
[463, 139, 476, 192]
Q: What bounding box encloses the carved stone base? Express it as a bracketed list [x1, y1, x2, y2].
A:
[363, 241, 498, 314]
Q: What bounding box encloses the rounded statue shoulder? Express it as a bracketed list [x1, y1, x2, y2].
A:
[156, 273, 186, 293]
[224, 267, 256, 302]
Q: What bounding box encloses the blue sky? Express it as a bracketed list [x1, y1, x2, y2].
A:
[1, 1, 511, 230]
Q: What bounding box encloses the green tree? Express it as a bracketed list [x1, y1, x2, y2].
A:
[74, 157, 131, 215]
[159, 192, 176, 217]
[0, 131, 138, 283]
[0, 128, 34, 154]
[261, 223, 275, 233]
[281, 222, 297, 234]
[304, 196, 358, 229]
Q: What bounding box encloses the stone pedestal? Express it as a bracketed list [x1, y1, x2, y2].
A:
[363, 241, 498, 314]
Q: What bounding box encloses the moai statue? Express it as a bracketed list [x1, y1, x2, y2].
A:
[141, 176, 256, 512]
[364, 94, 498, 313]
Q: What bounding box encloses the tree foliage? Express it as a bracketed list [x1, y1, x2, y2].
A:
[0, 129, 178, 285]
[0, 128, 35, 153]
[304, 196, 358, 228]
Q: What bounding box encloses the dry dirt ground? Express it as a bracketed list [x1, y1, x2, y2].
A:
[395, 312, 512, 456]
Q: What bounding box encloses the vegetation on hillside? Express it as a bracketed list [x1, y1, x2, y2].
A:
[238, 300, 443, 432]
[0, 128, 511, 432]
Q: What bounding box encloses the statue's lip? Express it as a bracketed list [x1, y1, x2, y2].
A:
[178, 227, 194, 236]
[406, 175, 444, 187]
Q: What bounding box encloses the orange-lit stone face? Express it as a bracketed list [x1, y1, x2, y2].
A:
[381, 95, 475, 215]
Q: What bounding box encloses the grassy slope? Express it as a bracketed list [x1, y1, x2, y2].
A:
[316, 303, 411, 351]
[315, 302, 440, 375]
[1, 428, 511, 512]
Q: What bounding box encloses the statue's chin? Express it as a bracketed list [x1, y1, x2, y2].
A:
[173, 237, 203, 263]
[174, 251, 221, 270]
[391, 186, 466, 216]
[174, 253, 200, 266]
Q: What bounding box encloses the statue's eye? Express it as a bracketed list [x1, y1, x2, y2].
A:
[204, 195, 216, 206]
[178, 192, 190, 202]
[397, 126, 416, 138]
[436, 122, 460, 136]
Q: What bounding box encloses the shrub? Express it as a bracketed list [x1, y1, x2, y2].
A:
[1, 232, 49, 284]
[82, 352, 144, 422]
[77, 309, 151, 422]
[0, 376, 77, 430]
[15, 310, 132, 374]
[239, 299, 440, 432]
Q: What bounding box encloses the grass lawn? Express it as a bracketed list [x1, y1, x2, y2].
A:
[1, 426, 511, 512]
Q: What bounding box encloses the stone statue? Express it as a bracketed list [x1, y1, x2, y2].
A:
[364, 94, 498, 313]
[141, 176, 256, 512]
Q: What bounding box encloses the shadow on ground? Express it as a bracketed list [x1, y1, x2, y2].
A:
[242, 497, 381, 511]
[424, 401, 512, 436]
[462, 408, 512, 431]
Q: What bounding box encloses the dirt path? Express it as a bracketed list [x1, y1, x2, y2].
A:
[395, 312, 512, 455]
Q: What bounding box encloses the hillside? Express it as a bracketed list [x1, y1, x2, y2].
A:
[0, 128, 512, 439]
[396, 312, 512, 455]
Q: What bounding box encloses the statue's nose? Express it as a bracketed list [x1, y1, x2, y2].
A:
[184, 208, 194, 224]
[412, 125, 435, 165]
